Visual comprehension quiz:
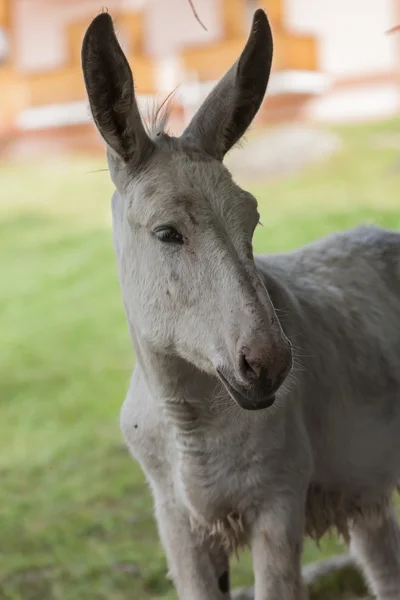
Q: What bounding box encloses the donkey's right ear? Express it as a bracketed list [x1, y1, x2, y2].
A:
[81, 12, 153, 165]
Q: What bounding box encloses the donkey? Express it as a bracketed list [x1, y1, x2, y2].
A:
[81, 9, 400, 600]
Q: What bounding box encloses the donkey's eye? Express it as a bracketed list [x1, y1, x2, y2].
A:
[153, 226, 184, 245]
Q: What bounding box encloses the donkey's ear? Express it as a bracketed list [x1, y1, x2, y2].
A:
[81, 12, 153, 165]
[181, 9, 273, 160]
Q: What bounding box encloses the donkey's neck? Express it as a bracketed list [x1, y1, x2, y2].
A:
[129, 326, 222, 421]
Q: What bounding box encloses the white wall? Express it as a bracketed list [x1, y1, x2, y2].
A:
[307, 82, 400, 121]
[284, 0, 398, 77]
[145, 0, 221, 56]
[14, 0, 142, 72]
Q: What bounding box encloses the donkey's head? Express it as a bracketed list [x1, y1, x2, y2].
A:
[82, 9, 292, 410]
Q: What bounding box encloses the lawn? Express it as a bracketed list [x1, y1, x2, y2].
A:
[1, 118, 399, 600]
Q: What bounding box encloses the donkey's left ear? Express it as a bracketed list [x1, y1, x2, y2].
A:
[81, 12, 153, 166]
[181, 9, 273, 160]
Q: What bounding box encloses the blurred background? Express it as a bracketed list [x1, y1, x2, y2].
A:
[0, 1, 399, 599]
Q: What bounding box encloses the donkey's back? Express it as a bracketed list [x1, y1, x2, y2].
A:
[257, 224, 400, 497]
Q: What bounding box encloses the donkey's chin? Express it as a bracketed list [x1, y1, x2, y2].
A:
[216, 369, 276, 411]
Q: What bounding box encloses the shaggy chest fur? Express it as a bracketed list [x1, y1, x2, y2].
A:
[176, 435, 253, 517]
[174, 431, 264, 553]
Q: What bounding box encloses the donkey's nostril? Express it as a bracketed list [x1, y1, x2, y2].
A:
[238, 349, 262, 380]
[232, 337, 292, 404]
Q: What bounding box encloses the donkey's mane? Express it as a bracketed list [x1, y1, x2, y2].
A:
[144, 87, 179, 138]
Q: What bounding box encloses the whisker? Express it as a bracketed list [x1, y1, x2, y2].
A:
[84, 168, 109, 174]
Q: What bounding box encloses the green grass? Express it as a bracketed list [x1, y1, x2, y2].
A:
[1, 119, 399, 599]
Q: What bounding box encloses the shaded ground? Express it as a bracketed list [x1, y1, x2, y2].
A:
[1, 118, 400, 599]
[233, 555, 371, 599]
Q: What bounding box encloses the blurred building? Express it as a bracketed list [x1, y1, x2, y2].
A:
[0, 0, 399, 155]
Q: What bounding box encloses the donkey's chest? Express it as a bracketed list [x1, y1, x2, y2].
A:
[174, 438, 254, 550]
[175, 430, 269, 529]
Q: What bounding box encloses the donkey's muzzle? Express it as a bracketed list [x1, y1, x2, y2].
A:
[216, 337, 292, 410]
[217, 368, 277, 410]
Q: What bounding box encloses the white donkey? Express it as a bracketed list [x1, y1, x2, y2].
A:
[82, 9, 400, 600]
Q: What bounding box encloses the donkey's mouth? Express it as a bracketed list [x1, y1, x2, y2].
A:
[216, 368, 275, 411]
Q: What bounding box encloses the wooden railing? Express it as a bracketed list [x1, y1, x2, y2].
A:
[260, 0, 284, 30]
[0, 66, 26, 132]
[26, 68, 84, 107]
[274, 33, 318, 71]
[0, 9, 156, 113]
[221, 0, 284, 38]
[182, 32, 318, 82]
[24, 55, 155, 107]
[0, 0, 10, 28]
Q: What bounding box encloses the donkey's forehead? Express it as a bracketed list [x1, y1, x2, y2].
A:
[131, 144, 250, 214]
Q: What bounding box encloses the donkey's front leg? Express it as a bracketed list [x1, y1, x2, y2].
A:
[350, 503, 400, 600]
[251, 496, 307, 600]
[155, 497, 231, 600]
